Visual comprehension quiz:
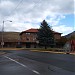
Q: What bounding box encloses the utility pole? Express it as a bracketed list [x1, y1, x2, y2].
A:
[1, 21, 4, 48]
[1, 20, 12, 48]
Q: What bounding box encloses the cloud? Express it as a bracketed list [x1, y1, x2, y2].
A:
[46, 14, 66, 26]
[0, 0, 73, 18]
[53, 25, 74, 36]
[0, 0, 74, 35]
[0, 0, 15, 17]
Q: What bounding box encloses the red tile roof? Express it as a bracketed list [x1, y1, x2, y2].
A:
[25, 28, 38, 33]
[20, 28, 62, 35]
[52, 31, 62, 34]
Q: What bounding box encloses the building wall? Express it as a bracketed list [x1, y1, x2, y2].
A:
[21, 32, 37, 42]
[0, 32, 20, 48]
[20, 32, 61, 48]
[21, 33, 61, 42]
[0, 42, 18, 48]
[54, 33, 61, 40]
[20, 32, 38, 48]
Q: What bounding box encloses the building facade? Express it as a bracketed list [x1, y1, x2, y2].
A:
[0, 32, 20, 48]
[0, 29, 62, 48]
[20, 28, 62, 48]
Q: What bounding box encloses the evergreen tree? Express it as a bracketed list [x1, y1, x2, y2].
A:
[37, 20, 55, 49]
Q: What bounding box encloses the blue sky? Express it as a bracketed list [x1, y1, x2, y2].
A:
[53, 14, 74, 35]
[0, 0, 74, 36]
[60, 14, 74, 27]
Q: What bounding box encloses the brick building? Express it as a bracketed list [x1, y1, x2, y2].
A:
[0, 32, 20, 48]
[20, 28, 62, 48]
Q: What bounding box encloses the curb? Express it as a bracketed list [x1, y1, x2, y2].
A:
[30, 50, 75, 55]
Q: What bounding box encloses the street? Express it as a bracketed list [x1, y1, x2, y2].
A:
[0, 50, 75, 75]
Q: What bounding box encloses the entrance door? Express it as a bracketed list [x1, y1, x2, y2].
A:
[26, 42, 31, 48]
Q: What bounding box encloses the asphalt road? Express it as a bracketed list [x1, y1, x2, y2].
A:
[0, 50, 75, 75]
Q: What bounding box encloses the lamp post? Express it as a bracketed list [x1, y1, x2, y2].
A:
[1, 20, 12, 48]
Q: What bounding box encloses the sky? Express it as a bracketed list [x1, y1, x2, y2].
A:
[0, 0, 74, 36]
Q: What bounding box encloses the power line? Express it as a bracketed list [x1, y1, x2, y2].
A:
[3, 0, 24, 20]
[12, 0, 24, 13]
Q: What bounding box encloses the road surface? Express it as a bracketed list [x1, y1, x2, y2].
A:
[0, 50, 75, 75]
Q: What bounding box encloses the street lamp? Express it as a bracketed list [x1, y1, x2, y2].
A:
[1, 20, 12, 48]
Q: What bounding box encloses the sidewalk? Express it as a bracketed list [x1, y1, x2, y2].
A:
[0, 48, 24, 50]
[0, 48, 75, 55]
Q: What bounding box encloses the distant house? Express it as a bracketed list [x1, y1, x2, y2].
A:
[63, 31, 75, 51]
[70, 40, 75, 52]
[0, 32, 20, 48]
[20, 28, 62, 48]
[64, 31, 75, 39]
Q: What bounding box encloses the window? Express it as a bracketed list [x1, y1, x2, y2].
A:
[26, 33, 30, 35]
[26, 37, 29, 41]
[33, 37, 36, 41]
